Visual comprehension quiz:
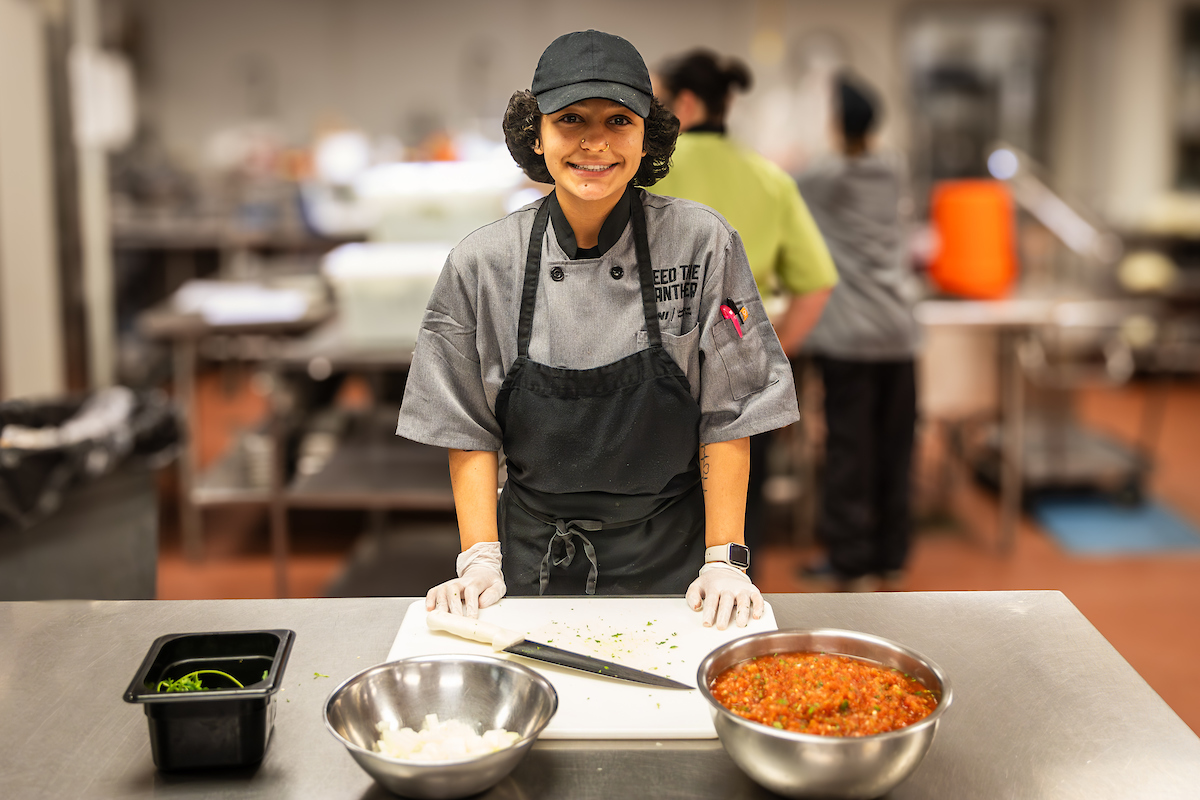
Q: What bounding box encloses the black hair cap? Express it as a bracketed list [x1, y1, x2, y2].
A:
[837, 74, 879, 140]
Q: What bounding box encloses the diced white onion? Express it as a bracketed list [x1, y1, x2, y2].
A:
[374, 713, 520, 762]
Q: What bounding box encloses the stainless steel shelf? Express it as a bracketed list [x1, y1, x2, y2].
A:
[971, 415, 1149, 495]
[286, 435, 453, 509]
[192, 447, 272, 506]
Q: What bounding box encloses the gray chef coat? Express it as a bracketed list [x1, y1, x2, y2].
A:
[797, 153, 923, 361]
[395, 190, 800, 451]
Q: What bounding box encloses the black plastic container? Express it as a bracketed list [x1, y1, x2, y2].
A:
[123, 629, 295, 770]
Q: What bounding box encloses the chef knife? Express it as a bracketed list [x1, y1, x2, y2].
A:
[425, 609, 694, 690]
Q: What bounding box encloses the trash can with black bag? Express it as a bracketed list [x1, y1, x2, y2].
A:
[0, 387, 181, 600]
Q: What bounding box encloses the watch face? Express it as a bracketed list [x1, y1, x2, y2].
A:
[729, 543, 750, 569]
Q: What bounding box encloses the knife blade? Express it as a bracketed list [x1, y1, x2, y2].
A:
[425, 609, 694, 690]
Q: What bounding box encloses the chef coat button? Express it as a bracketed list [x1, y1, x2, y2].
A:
[610, 266, 624, 280]
[550, 266, 565, 282]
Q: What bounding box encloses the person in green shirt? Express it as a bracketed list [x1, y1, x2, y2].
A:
[651, 50, 837, 356]
[652, 49, 838, 578]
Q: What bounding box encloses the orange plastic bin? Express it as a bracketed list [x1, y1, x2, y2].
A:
[928, 179, 1018, 299]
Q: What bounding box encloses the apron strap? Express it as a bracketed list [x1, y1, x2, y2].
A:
[506, 475, 699, 532]
[516, 197, 553, 359]
[539, 519, 602, 595]
[628, 190, 664, 348]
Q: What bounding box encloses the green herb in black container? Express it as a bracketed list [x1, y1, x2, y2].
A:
[123, 630, 295, 770]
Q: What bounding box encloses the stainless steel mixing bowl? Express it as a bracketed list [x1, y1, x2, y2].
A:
[697, 629, 952, 800]
[324, 654, 558, 799]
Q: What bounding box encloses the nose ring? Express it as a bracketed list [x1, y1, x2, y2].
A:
[582, 138, 610, 152]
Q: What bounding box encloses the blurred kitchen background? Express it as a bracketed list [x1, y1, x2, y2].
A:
[2, 0, 1199, 731]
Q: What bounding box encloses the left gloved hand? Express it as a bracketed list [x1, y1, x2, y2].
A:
[685, 562, 765, 630]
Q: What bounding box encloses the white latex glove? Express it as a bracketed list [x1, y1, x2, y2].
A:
[425, 541, 507, 619]
[686, 562, 764, 630]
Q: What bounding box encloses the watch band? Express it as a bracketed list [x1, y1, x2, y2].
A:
[705, 543, 750, 570]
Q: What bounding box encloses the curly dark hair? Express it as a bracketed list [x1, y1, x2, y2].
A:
[502, 90, 679, 187]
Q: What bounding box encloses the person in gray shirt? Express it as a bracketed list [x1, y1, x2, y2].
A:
[396, 31, 799, 628]
[797, 73, 923, 590]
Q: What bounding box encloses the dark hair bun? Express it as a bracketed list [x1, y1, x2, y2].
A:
[658, 49, 753, 124]
[722, 58, 752, 94]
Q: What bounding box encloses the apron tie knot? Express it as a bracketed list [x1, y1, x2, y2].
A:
[539, 519, 602, 595]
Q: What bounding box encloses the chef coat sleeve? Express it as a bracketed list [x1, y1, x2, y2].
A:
[395, 252, 503, 451]
[697, 231, 801, 444]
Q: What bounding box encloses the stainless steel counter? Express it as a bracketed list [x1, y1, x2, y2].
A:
[2, 592, 1197, 799]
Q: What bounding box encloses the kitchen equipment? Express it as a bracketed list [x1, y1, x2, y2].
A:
[426, 609, 693, 689]
[321, 242, 452, 347]
[122, 629, 295, 770]
[389, 597, 778, 739]
[696, 628, 952, 800]
[323, 654, 557, 800]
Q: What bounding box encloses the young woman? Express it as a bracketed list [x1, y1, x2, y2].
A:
[396, 30, 799, 629]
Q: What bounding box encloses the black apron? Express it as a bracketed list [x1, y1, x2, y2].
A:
[495, 192, 706, 596]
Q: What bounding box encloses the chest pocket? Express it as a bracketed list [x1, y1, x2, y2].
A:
[639, 325, 700, 400]
[713, 316, 771, 400]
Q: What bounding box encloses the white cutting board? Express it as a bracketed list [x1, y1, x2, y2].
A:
[386, 597, 777, 739]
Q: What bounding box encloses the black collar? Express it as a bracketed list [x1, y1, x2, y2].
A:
[548, 184, 634, 259]
[685, 122, 727, 135]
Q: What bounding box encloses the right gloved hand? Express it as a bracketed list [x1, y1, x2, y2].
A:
[425, 541, 506, 618]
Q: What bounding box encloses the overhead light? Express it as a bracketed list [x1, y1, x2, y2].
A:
[987, 148, 1019, 180]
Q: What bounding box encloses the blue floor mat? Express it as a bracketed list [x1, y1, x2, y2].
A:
[1031, 497, 1200, 555]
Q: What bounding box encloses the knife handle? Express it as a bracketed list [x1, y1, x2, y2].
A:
[426, 610, 526, 652]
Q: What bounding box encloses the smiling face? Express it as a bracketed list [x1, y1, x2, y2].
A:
[534, 98, 646, 211]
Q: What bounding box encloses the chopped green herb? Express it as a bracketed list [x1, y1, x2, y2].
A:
[155, 670, 244, 692]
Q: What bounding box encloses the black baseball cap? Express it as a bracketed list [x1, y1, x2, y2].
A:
[531, 30, 653, 118]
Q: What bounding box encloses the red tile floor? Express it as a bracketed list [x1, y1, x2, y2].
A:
[158, 368, 1200, 735]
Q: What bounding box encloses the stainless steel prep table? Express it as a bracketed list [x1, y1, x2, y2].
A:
[2, 592, 1197, 799]
[915, 296, 1164, 553]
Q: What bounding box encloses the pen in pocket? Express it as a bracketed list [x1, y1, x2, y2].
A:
[720, 304, 744, 338]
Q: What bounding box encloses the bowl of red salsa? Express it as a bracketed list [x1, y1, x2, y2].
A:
[697, 629, 952, 800]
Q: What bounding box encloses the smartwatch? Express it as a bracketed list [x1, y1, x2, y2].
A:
[705, 543, 750, 570]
